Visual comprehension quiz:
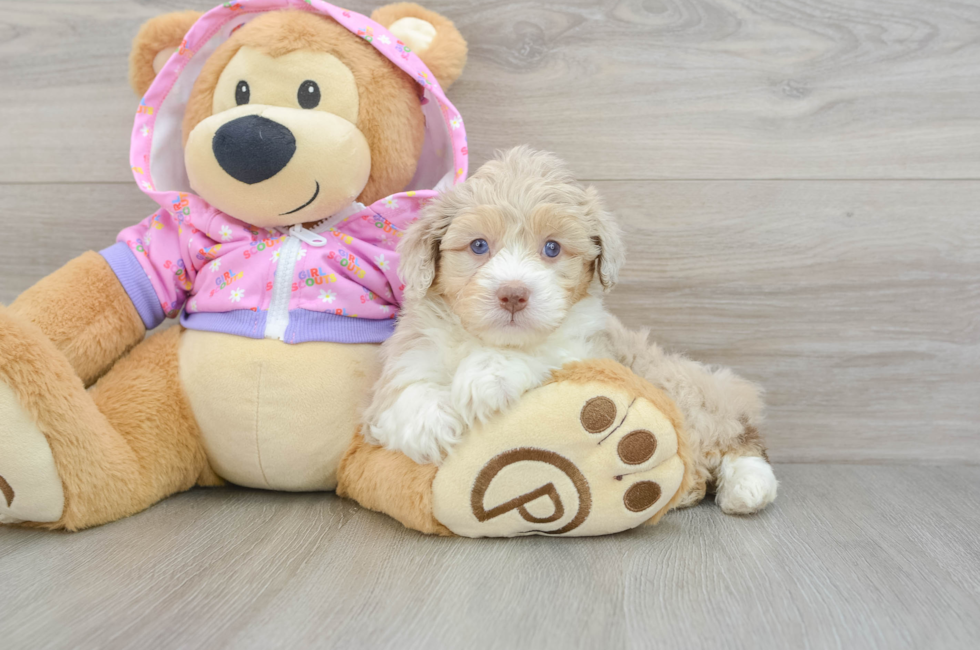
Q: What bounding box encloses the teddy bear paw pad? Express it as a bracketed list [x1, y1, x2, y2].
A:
[0, 382, 64, 525]
[431, 374, 686, 537]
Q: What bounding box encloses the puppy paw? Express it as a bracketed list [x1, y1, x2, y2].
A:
[451, 350, 545, 426]
[367, 386, 464, 466]
[715, 455, 778, 515]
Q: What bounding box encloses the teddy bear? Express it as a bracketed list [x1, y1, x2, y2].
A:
[0, 0, 697, 537]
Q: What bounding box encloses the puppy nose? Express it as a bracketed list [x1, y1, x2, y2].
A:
[212, 115, 296, 184]
[496, 282, 530, 314]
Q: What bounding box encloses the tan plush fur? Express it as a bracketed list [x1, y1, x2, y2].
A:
[9, 252, 145, 387]
[0, 307, 213, 531]
[181, 10, 430, 207]
[129, 10, 202, 96]
[371, 3, 468, 89]
[337, 431, 452, 536]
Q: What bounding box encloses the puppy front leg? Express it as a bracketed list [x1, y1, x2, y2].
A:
[451, 349, 550, 427]
[367, 382, 463, 466]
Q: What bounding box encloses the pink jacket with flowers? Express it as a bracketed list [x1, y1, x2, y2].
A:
[101, 0, 467, 344]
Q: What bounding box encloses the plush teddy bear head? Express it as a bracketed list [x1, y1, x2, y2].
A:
[129, 1, 467, 228]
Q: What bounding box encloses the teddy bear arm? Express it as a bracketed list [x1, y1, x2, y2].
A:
[9, 252, 146, 387]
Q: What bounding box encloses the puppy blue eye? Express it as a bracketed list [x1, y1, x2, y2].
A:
[470, 239, 489, 255]
[543, 240, 561, 258]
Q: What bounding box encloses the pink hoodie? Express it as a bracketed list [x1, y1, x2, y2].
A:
[101, 0, 467, 344]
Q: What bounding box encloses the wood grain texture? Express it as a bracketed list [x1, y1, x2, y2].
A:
[3, 0, 980, 181]
[3, 181, 976, 463]
[1, 464, 978, 650]
[601, 179, 980, 463]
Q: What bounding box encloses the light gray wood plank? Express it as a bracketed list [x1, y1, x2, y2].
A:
[3, 0, 980, 182]
[0, 183, 157, 304]
[1, 464, 978, 650]
[2, 181, 976, 463]
[601, 179, 980, 463]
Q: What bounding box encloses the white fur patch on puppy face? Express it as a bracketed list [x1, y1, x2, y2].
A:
[435, 203, 597, 347]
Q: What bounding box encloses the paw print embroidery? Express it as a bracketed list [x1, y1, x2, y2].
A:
[579, 397, 663, 511]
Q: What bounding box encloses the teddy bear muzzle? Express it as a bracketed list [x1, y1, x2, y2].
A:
[184, 104, 372, 228]
[212, 114, 296, 185]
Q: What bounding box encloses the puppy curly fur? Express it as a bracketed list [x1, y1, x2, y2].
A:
[366, 147, 778, 514]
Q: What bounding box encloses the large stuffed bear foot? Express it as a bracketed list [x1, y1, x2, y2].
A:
[338, 359, 692, 538]
[0, 383, 64, 525]
[0, 308, 65, 525]
[432, 360, 690, 537]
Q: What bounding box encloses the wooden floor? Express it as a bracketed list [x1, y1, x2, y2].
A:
[1, 465, 978, 650]
[1, 1, 979, 648]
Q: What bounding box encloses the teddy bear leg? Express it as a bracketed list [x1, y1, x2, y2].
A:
[0, 306, 213, 530]
[8, 252, 146, 387]
[337, 432, 453, 536]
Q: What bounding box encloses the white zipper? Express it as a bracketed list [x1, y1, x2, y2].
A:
[264, 235, 300, 340]
[262, 202, 365, 341]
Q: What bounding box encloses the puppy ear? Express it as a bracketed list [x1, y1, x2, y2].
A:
[584, 186, 626, 291]
[372, 3, 468, 90]
[397, 204, 455, 301]
[129, 11, 202, 96]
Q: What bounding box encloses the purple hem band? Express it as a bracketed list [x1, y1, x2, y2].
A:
[284, 309, 396, 344]
[180, 309, 267, 339]
[100, 242, 166, 330]
[180, 309, 395, 344]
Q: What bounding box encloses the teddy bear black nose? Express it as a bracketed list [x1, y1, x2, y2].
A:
[212, 115, 296, 185]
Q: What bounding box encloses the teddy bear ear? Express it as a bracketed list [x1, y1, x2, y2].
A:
[129, 10, 202, 96]
[371, 3, 468, 90]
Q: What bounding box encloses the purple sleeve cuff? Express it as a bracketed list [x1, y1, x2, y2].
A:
[100, 242, 166, 330]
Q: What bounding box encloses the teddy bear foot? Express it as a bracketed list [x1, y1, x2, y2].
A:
[430, 360, 691, 537]
[0, 382, 64, 525]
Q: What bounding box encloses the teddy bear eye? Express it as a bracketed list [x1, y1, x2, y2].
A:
[298, 80, 321, 109]
[235, 80, 250, 106]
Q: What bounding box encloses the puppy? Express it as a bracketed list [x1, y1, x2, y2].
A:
[364, 147, 778, 515]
